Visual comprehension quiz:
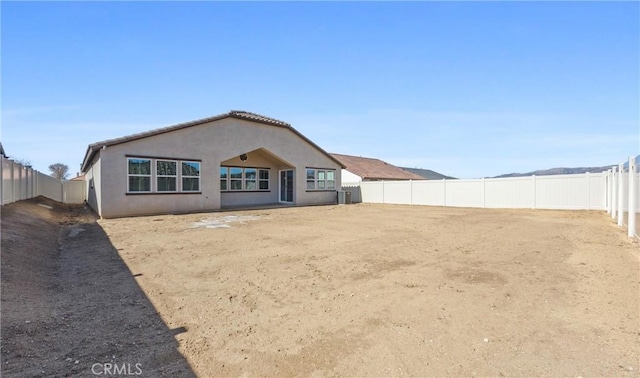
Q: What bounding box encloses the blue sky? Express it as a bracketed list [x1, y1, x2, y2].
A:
[2, 1, 638, 178]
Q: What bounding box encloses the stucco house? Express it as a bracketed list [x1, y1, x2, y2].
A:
[331, 153, 423, 185]
[80, 111, 344, 218]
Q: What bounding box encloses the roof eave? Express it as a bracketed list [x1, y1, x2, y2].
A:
[79, 111, 345, 171]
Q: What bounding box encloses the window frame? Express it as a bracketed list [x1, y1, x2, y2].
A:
[221, 166, 271, 192]
[127, 158, 152, 193]
[181, 161, 201, 192]
[125, 156, 201, 194]
[306, 169, 316, 190]
[156, 160, 178, 193]
[220, 166, 228, 191]
[258, 169, 270, 190]
[305, 168, 337, 192]
[229, 167, 244, 191]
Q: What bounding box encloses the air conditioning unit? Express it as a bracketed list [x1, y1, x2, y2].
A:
[338, 190, 352, 204]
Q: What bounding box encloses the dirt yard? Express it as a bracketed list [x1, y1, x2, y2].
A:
[1, 198, 194, 377]
[99, 203, 639, 377]
[2, 200, 639, 377]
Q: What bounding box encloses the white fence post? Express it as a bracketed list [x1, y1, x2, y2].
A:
[607, 169, 612, 214]
[617, 163, 624, 226]
[628, 157, 636, 238]
[482, 177, 486, 208]
[532, 175, 537, 209]
[11, 161, 17, 204]
[612, 166, 618, 219]
[586, 172, 591, 210]
[382, 180, 385, 204]
[409, 179, 413, 205]
[442, 178, 447, 206]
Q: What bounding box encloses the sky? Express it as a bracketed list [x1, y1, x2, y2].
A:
[1, 1, 639, 179]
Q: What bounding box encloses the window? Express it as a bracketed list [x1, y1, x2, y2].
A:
[318, 170, 326, 189]
[126, 157, 201, 194]
[156, 160, 177, 192]
[221, 167, 270, 192]
[128, 158, 151, 192]
[230, 167, 243, 190]
[327, 170, 336, 190]
[306, 169, 316, 190]
[244, 168, 257, 190]
[259, 169, 269, 190]
[220, 167, 228, 191]
[306, 168, 337, 191]
[182, 161, 200, 191]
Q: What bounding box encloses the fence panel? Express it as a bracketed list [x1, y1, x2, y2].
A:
[36, 172, 63, 202]
[63, 181, 86, 204]
[623, 168, 630, 226]
[588, 173, 607, 210]
[360, 181, 385, 203]
[12, 163, 22, 202]
[382, 181, 412, 205]
[2, 158, 14, 205]
[445, 179, 484, 208]
[21, 167, 28, 200]
[359, 172, 609, 211]
[535, 174, 591, 210]
[619, 164, 629, 226]
[485, 177, 534, 208]
[411, 180, 445, 206]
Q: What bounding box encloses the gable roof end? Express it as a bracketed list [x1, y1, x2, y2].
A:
[81, 111, 344, 172]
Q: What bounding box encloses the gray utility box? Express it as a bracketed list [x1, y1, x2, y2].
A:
[338, 190, 353, 204]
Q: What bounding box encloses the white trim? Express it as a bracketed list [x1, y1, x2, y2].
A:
[221, 166, 270, 192]
[305, 168, 337, 191]
[156, 159, 178, 192]
[181, 161, 201, 192]
[127, 157, 152, 193]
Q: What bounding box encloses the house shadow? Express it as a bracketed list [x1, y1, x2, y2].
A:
[53, 206, 197, 376]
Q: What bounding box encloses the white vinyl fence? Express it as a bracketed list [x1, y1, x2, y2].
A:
[361, 172, 607, 210]
[1, 155, 85, 205]
[359, 155, 640, 240]
[608, 155, 640, 239]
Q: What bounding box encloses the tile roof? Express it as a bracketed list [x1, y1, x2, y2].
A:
[331, 153, 424, 181]
[401, 167, 456, 180]
[81, 111, 344, 172]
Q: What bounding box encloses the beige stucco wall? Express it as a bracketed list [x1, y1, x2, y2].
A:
[91, 118, 341, 218]
[84, 155, 102, 215]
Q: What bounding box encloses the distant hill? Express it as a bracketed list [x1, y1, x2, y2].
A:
[494, 166, 613, 178]
[401, 167, 456, 180]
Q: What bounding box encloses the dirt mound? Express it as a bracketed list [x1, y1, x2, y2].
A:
[1, 198, 194, 377]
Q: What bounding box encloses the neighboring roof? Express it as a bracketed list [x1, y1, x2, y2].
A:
[401, 167, 456, 180]
[331, 153, 424, 181]
[70, 174, 85, 181]
[81, 111, 344, 172]
[0, 142, 5, 158]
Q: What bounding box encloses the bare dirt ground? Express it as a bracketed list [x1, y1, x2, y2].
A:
[1, 198, 194, 377]
[95, 203, 640, 377]
[2, 200, 639, 377]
